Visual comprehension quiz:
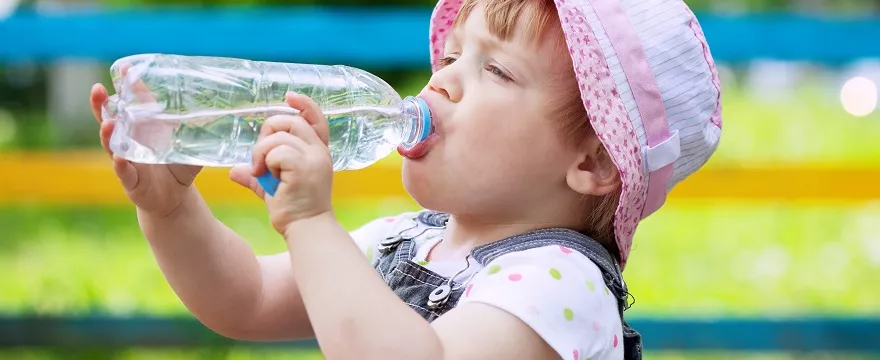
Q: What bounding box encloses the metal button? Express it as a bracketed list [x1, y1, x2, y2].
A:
[426, 284, 452, 310]
[377, 235, 402, 254]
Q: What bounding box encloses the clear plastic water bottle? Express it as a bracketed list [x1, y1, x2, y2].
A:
[101, 53, 432, 194]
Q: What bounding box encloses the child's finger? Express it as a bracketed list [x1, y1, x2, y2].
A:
[286, 92, 330, 145]
[229, 165, 266, 199]
[90, 84, 109, 125]
[259, 114, 324, 147]
[265, 145, 302, 179]
[251, 132, 309, 177]
[285, 113, 325, 147]
[259, 114, 302, 140]
[121, 63, 157, 104]
[111, 155, 139, 191]
[99, 118, 115, 157]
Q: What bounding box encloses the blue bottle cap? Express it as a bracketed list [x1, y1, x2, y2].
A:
[414, 97, 432, 142]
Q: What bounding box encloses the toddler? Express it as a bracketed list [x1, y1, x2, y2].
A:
[88, 0, 721, 358]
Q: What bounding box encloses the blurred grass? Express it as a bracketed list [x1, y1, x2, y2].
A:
[0, 199, 416, 315]
[705, 78, 880, 168]
[1, 200, 878, 316]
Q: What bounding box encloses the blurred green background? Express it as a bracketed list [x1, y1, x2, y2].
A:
[1, 0, 880, 359]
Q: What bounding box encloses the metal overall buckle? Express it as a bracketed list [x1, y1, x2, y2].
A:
[426, 254, 477, 311]
[427, 283, 453, 310]
[377, 222, 444, 255]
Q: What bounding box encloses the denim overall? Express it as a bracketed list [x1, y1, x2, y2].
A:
[373, 211, 643, 359]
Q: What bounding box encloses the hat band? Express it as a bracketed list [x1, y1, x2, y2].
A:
[588, 0, 677, 218]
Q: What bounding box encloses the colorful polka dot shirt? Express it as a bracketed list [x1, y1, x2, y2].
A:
[351, 212, 625, 360]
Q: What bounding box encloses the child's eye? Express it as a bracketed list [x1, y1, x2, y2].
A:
[485, 65, 513, 82]
[438, 56, 457, 67]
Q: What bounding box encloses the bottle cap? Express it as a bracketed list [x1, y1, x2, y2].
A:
[414, 97, 432, 142]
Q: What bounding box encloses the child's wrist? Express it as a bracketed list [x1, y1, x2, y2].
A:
[137, 186, 201, 223]
[282, 210, 336, 241]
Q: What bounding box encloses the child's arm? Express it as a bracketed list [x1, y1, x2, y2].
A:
[91, 82, 311, 341]
[138, 187, 312, 341]
[257, 93, 592, 359]
[285, 214, 558, 360]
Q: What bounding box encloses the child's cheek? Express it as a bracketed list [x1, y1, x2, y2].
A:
[463, 124, 509, 163]
[456, 117, 491, 143]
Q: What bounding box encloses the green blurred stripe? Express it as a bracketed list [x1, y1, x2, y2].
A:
[1, 202, 877, 316]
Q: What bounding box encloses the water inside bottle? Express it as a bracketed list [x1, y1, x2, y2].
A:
[110, 101, 407, 170]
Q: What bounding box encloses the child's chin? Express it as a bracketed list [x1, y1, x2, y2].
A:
[401, 163, 442, 209]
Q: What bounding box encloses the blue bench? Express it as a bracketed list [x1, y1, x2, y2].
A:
[1, 316, 878, 352]
[1, 8, 879, 66]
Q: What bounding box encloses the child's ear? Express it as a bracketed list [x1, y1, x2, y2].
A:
[566, 137, 620, 196]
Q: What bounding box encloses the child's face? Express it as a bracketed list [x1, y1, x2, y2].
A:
[402, 5, 585, 221]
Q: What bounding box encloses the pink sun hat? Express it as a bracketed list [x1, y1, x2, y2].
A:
[428, 0, 723, 269]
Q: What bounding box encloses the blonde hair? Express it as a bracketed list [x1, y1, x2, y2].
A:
[452, 0, 622, 260]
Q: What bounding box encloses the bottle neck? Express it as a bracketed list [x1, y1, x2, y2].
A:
[400, 96, 433, 149]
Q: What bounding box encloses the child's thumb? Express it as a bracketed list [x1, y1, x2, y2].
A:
[229, 165, 266, 199]
[112, 155, 139, 191]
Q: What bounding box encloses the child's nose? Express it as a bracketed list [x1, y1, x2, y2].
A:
[430, 83, 452, 100]
[427, 71, 462, 103]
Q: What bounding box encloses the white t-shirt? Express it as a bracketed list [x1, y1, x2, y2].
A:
[350, 212, 625, 360]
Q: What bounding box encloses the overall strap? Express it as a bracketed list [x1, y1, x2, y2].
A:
[423, 210, 643, 359]
[471, 228, 621, 283]
[417, 210, 450, 227]
[373, 216, 424, 277]
[374, 236, 418, 275]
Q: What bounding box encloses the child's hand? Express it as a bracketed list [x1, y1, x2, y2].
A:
[251, 92, 333, 235]
[90, 80, 202, 219]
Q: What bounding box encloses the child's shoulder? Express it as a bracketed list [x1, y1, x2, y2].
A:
[474, 244, 611, 295]
[461, 245, 624, 359]
[474, 244, 617, 310]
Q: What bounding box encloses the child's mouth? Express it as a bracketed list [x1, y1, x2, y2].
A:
[397, 127, 438, 159]
[398, 99, 439, 159]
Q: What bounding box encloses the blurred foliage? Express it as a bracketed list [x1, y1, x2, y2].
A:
[706, 74, 880, 167]
[2, 200, 879, 316]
